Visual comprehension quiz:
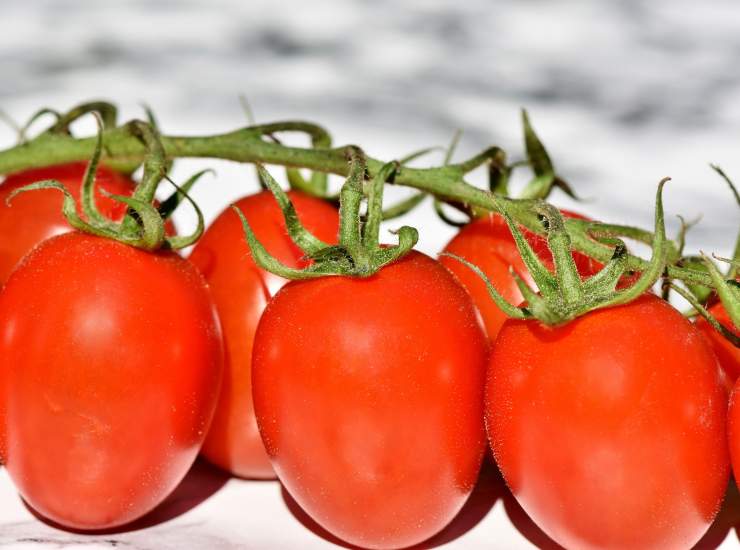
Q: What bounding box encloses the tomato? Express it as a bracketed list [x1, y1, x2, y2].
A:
[189, 190, 338, 479]
[488, 294, 729, 550]
[726, 382, 740, 506]
[696, 301, 740, 384]
[252, 251, 488, 549]
[440, 210, 602, 340]
[0, 232, 222, 530]
[0, 162, 139, 284]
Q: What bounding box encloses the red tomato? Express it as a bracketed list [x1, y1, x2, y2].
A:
[696, 301, 740, 383]
[252, 251, 488, 549]
[488, 294, 729, 550]
[0, 162, 138, 284]
[190, 190, 338, 479]
[726, 381, 740, 503]
[0, 232, 222, 530]
[440, 210, 602, 340]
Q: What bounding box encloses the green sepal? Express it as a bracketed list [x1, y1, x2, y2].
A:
[158, 169, 214, 220]
[670, 282, 739, 346]
[581, 238, 628, 295]
[257, 164, 330, 256]
[488, 149, 510, 196]
[677, 256, 713, 304]
[160, 175, 206, 250]
[535, 203, 583, 305]
[101, 191, 165, 250]
[495, 197, 558, 300]
[594, 177, 670, 309]
[6, 179, 119, 239]
[371, 226, 419, 272]
[363, 161, 398, 250]
[702, 253, 740, 329]
[232, 205, 330, 280]
[440, 252, 527, 319]
[79, 114, 118, 230]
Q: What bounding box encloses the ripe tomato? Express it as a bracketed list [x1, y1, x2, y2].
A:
[189, 190, 338, 479]
[440, 210, 602, 340]
[0, 232, 222, 530]
[696, 301, 740, 383]
[0, 162, 138, 284]
[726, 380, 740, 503]
[488, 294, 729, 550]
[252, 251, 488, 549]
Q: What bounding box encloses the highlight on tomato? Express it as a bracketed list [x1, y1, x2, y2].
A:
[488, 294, 729, 550]
[0, 233, 223, 530]
[190, 188, 338, 479]
[233, 159, 488, 549]
[441, 179, 732, 548]
[0, 120, 223, 530]
[253, 250, 487, 549]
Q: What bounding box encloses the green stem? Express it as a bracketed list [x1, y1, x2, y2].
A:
[0, 122, 717, 289]
[339, 147, 370, 272]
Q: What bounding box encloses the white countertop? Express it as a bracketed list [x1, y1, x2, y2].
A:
[1, 460, 738, 549]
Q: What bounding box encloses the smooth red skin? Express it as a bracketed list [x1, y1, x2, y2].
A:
[696, 302, 740, 383]
[0, 233, 223, 530]
[0, 163, 176, 466]
[0, 163, 140, 284]
[190, 190, 339, 480]
[488, 295, 729, 550]
[727, 381, 740, 500]
[252, 251, 488, 549]
[440, 210, 602, 340]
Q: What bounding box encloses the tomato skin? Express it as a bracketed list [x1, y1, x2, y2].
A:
[488, 295, 729, 550]
[440, 210, 601, 340]
[0, 233, 223, 530]
[190, 190, 339, 479]
[695, 302, 740, 383]
[252, 251, 488, 549]
[0, 163, 139, 284]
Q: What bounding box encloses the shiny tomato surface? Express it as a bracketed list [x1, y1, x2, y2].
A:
[440, 210, 601, 340]
[0, 162, 139, 284]
[488, 294, 729, 550]
[190, 190, 338, 479]
[0, 233, 223, 530]
[696, 301, 740, 383]
[252, 251, 488, 549]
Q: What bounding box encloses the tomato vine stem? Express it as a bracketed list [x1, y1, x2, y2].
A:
[0, 113, 728, 292]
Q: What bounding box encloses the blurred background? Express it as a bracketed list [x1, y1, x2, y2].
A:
[1, 0, 739, 258]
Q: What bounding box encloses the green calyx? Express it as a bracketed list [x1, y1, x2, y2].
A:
[664, 164, 740, 340]
[234, 147, 418, 279]
[443, 178, 671, 326]
[6, 114, 208, 251]
[0, 99, 736, 340]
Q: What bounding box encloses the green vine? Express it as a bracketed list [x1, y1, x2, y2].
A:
[0, 101, 737, 336]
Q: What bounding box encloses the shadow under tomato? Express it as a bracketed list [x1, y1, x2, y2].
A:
[280, 456, 502, 550]
[421, 457, 503, 548]
[695, 478, 740, 550]
[500, 476, 740, 550]
[24, 457, 230, 535]
[501, 483, 564, 550]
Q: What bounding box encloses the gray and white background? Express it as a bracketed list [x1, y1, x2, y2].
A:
[1, 1, 739, 548]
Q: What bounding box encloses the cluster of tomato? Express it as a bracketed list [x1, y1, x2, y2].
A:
[0, 161, 738, 550]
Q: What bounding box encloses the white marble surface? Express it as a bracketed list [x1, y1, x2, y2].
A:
[1, 0, 740, 548]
